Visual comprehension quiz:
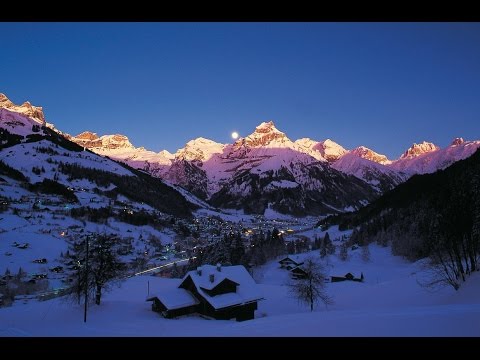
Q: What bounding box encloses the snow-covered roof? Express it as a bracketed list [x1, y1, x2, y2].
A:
[147, 280, 199, 310]
[279, 256, 303, 265]
[181, 265, 263, 310]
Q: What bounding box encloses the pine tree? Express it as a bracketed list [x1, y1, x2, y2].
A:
[170, 262, 180, 278]
[67, 233, 126, 306]
[319, 237, 327, 258]
[324, 232, 334, 255]
[230, 232, 245, 265]
[339, 243, 348, 261]
[16, 267, 26, 281]
[361, 245, 371, 262]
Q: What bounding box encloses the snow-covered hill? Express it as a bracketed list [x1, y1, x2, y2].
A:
[1, 244, 478, 336]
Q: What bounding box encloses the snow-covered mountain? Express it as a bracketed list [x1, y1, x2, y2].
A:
[399, 141, 439, 160]
[72, 131, 135, 150]
[0, 93, 47, 137]
[389, 138, 480, 175]
[169, 121, 377, 215]
[61, 119, 379, 215]
[0, 94, 196, 217]
[350, 146, 390, 165]
[3, 92, 480, 216]
[332, 152, 406, 193]
[64, 121, 387, 203]
[0, 93, 45, 126]
[294, 137, 347, 162]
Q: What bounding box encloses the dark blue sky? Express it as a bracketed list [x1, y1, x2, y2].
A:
[1, 22, 479, 159]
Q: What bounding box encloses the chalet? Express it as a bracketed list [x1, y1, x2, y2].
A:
[290, 266, 308, 280]
[278, 256, 304, 270]
[147, 264, 263, 321]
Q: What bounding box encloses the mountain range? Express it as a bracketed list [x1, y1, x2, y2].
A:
[2, 93, 479, 216]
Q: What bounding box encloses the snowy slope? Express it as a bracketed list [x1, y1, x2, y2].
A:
[1, 244, 479, 336]
[0, 140, 134, 180]
[0, 141, 196, 293]
[332, 152, 406, 192]
[0, 108, 45, 137]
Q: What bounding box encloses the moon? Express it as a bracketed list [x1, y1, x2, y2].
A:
[231, 131, 239, 140]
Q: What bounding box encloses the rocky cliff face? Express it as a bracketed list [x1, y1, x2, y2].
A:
[0, 93, 45, 125]
[399, 141, 439, 160]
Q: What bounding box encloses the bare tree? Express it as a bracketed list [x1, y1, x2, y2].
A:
[288, 256, 333, 311]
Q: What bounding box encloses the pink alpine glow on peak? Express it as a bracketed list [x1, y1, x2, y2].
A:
[0, 93, 45, 126]
[75, 131, 100, 141]
[350, 146, 391, 165]
[71, 132, 135, 151]
[243, 121, 291, 148]
[294, 138, 347, 162]
[254, 121, 280, 133]
[174, 137, 225, 162]
[389, 138, 480, 175]
[451, 137, 465, 146]
[317, 139, 348, 162]
[400, 141, 439, 160]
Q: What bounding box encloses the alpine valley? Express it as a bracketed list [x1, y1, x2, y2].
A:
[1, 93, 480, 336]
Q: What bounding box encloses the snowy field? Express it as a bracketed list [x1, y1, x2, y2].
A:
[1, 244, 479, 337]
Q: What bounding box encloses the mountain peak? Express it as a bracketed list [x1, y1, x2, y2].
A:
[351, 146, 390, 164]
[70, 132, 134, 150]
[317, 139, 347, 162]
[244, 121, 291, 147]
[75, 131, 99, 141]
[0, 93, 45, 125]
[400, 141, 439, 160]
[158, 150, 174, 159]
[99, 134, 134, 150]
[186, 137, 222, 146]
[322, 138, 336, 145]
[255, 121, 280, 133]
[0, 93, 14, 107]
[293, 137, 347, 162]
[175, 137, 225, 162]
[451, 137, 465, 146]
